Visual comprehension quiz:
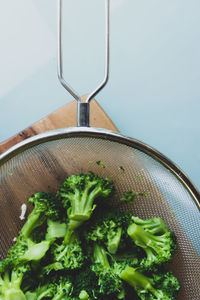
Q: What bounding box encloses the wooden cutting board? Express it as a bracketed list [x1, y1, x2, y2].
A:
[0, 97, 118, 154]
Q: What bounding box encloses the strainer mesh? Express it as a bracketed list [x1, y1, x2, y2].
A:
[0, 136, 199, 299]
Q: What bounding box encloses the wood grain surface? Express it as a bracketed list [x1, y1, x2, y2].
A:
[0, 97, 118, 154]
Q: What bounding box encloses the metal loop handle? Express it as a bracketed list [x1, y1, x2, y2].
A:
[57, 0, 110, 126]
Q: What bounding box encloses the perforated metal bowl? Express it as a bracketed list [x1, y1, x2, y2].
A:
[0, 127, 200, 299]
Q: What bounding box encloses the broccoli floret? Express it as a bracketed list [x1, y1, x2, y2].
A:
[51, 232, 85, 270]
[120, 266, 180, 299]
[91, 244, 123, 296]
[26, 275, 74, 300]
[70, 263, 99, 299]
[0, 263, 30, 300]
[20, 192, 63, 239]
[132, 216, 169, 235]
[57, 172, 115, 244]
[51, 276, 73, 300]
[25, 282, 56, 300]
[127, 220, 177, 271]
[86, 207, 132, 254]
[40, 262, 64, 276]
[7, 236, 51, 265]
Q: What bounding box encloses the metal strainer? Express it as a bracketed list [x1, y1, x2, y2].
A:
[0, 1, 200, 299]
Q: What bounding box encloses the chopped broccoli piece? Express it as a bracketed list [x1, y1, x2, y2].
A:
[96, 161, 106, 168]
[40, 262, 63, 275]
[86, 207, 132, 254]
[25, 276, 73, 300]
[52, 276, 73, 300]
[20, 192, 62, 238]
[120, 191, 147, 202]
[0, 263, 30, 300]
[119, 166, 125, 173]
[132, 216, 168, 235]
[127, 221, 177, 271]
[7, 236, 51, 265]
[91, 244, 123, 296]
[120, 266, 180, 299]
[71, 264, 99, 299]
[51, 232, 85, 270]
[57, 172, 115, 244]
[25, 282, 56, 299]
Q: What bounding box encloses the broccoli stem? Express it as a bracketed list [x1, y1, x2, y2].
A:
[52, 282, 72, 300]
[120, 266, 153, 290]
[68, 184, 101, 221]
[107, 227, 122, 255]
[45, 220, 67, 240]
[93, 244, 110, 268]
[132, 217, 168, 235]
[4, 289, 26, 300]
[37, 290, 53, 300]
[20, 212, 42, 238]
[64, 219, 83, 244]
[20, 240, 51, 262]
[128, 223, 155, 248]
[52, 295, 64, 300]
[120, 266, 165, 299]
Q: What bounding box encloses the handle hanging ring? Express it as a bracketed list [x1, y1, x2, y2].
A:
[57, 0, 110, 126]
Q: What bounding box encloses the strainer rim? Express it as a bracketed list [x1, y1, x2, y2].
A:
[0, 126, 199, 207]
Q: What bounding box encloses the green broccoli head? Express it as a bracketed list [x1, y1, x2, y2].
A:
[86, 207, 132, 255]
[25, 282, 57, 300]
[6, 235, 52, 266]
[57, 172, 115, 244]
[0, 263, 30, 300]
[51, 276, 73, 300]
[127, 220, 177, 271]
[120, 266, 180, 300]
[70, 264, 100, 299]
[51, 233, 85, 271]
[131, 216, 169, 235]
[20, 191, 63, 239]
[91, 244, 123, 297]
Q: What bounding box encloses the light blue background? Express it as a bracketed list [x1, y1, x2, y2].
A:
[0, 0, 200, 191]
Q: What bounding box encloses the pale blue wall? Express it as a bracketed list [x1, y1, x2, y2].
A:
[0, 0, 200, 190]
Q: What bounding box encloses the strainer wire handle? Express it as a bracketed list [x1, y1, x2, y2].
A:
[57, 0, 110, 127]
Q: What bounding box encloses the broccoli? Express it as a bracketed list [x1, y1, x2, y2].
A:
[70, 264, 100, 299]
[25, 282, 56, 299]
[127, 220, 177, 271]
[79, 290, 90, 299]
[120, 266, 180, 299]
[91, 244, 123, 297]
[57, 172, 115, 244]
[50, 232, 85, 270]
[20, 192, 63, 239]
[131, 216, 169, 235]
[52, 276, 73, 300]
[45, 219, 67, 240]
[25, 275, 73, 300]
[40, 262, 64, 276]
[0, 172, 180, 300]
[0, 263, 30, 300]
[7, 236, 51, 265]
[5, 192, 63, 267]
[86, 207, 132, 254]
